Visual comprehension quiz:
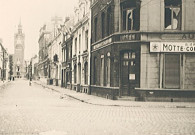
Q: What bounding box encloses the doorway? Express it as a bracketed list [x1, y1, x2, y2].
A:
[121, 51, 137, 96]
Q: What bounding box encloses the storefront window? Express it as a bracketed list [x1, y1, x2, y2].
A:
[165, 0, 182, 30]
[164, 54, 180, 88]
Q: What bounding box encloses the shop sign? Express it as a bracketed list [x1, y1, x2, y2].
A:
[92, 38, 112, 50]
[150, 42, 195, 52]
[119, 33, 140, 41]
[113, 33, 140, 42]
[161, 33, 195, 40]
[182, 34, 195, 40]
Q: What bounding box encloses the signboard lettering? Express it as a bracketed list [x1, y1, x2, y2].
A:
[120, 34, 136, 41]
[182, 34, 195, 40]
[93, 38, 112, 50]
[150, 42, 195, 52]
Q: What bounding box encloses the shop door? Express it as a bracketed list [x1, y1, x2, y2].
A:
[122, 61, 129, 95]
[121, 51, 137, 96]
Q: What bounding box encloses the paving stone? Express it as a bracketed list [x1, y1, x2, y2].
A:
[0, 79, 194, 135]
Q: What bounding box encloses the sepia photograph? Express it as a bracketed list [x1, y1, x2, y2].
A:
[0, 0, 195, 134]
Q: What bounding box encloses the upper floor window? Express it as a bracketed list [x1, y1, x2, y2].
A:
[75, 38, 77, 55]
[165, 0, 182, 30]
[85, 30, 88, 51]
[94, 17, 98, 42]
[107, 6, 112, 36]
[121, 0, 140, 31]
[79, 34, 81, 53]
[101, 12, 105, 38]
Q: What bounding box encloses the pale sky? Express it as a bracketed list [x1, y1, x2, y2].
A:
[0, 0, 78, 60]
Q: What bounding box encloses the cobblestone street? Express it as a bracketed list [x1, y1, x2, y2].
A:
[0, 79, 195, 135]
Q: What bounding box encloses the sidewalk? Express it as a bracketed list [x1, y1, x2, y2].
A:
[0, 80, 9, 88]
[34, 80, 195, 108]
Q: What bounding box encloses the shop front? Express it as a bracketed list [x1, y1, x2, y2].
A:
[136, 32, 195, 102]
[90, 32, 141, 99]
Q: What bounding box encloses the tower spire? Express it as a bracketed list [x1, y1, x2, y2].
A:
[18, 18, 22, 34]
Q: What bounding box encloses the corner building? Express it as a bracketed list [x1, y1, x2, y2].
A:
[90, 0, 195, 101]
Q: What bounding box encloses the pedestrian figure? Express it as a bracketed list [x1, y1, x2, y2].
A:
[29, 77, 32, 86]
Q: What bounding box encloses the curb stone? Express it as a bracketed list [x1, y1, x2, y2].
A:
[33, 81, 195, 109]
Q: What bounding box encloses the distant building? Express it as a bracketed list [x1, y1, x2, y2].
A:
[13, 21, 25, 78]
[38, 23, 52, 80]
[31, 55, 39, 80]
[61, 17, 74, 88]
[47, 16, 63, 86]
[0, 43, 9, 81]
[9, 54, 13, 79]
[71, 0, 91, 93]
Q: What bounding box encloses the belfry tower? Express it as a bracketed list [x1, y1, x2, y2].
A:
[13, 20, 25, 78]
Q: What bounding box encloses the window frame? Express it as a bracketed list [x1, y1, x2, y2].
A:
[164, 0, 182, 30]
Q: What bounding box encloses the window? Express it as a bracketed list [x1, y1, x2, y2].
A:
[75, 38, 77, 55]
[101, 12, 105, 38]
[74, 65, 77, 83]
[107, 7, 111, 36]
[121, 0, 140, 31]
[66, 72, 69, 83]
[106, 56, 110, 86]
[94, 57, 98, 85]
[84, 62, 88, 85]
[164, 54, 180, 88]
[64, 49, 67, 62]
[85, 30, 88, 51]
[78, 63, 81, 84]
[94, 17, 98, 42]
[66, 46, 69, 60]
[123, 52, 136, 59]
[62, 49, 64, 62]
[83, 6, 85, 17]
[100, 55, 104, 86]
[79, 35, 81, 53]
[165, 0, 181, 30]
[123, 8, 135, 31]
